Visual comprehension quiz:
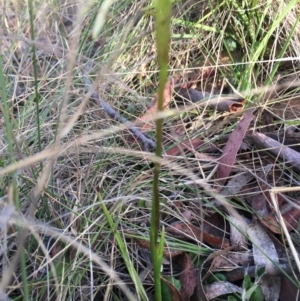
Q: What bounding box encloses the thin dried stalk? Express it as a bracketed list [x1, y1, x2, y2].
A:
[248, 132, 300, 171]
[81, 70, 156, 151]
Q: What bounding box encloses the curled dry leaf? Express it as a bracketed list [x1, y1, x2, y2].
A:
[217, 109, 254, 184]
[204, 281, 242, 300]
[196, 246, 236, 301]
[176, 88, 246, 113]
[161, 276, 184, 301]
[175, 88, 210, 103]
[167, 221, 230, 249]
[215, 97, 246, 112]
[179, 253, 197, 301]
[138, 75, 180, 131]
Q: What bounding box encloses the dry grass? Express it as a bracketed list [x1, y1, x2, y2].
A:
[0, 0, 300, 300]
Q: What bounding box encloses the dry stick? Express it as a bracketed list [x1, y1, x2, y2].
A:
[81, 72, 156, 151]
[247, 132, 300, 171]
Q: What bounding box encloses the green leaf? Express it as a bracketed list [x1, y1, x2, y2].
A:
[161, 276, 181, 301]
[256, 266, 266, 279]
[246, 285, 264, 301]
[92, 0, 114, 39]
[224, 38, 237, 51]
[161, 281, 173, 301]
[243, 275, 253, 291]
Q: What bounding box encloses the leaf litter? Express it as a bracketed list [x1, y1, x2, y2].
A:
[2, 3, 300, 300]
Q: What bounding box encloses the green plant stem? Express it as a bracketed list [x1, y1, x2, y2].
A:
[151, 1, 171, 301]
[28, 0, 42, 156]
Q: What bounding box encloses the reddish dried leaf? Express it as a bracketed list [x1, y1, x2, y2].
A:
[179, 253, 197, 300]
[214, 98, 246, 112]
[202, 231, 231, 249]
[166, 137, 218, 161]
[248, 184, 284, 220]
[281, 204, 300, 231]
[280, 275, 300, 301]
[166, 138, 205, 156]
[138, 76, 180, 131]
[167, 222, 230, 249]
[261, 184, 285, 208]
[203, 213, 228, 238]
[161, 276, 184, 301]
[176, 88, 245, 112]
[217, 110, 254, 184]
[249, 191, 269, 217]
[259, 202, 300, 234]
[133, 237, 183, 258]
[259, 215, 281, 234]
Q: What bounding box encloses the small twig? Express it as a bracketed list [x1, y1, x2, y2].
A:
[247, 132, 300, 171]
[81, 69, 156, 151]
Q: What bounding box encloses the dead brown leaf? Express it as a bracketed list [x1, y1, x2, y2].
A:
[166, 138, 204, 156]
[179, 253, 197, 300]
[138, 76, 180, 131]
[167, 221, 230, 249]
[131, 236, 183, 258]
[203, 212, 228, 240]
[196, 246, 236, 301]
[161, 276, 184, 301]
[259, 203, 300, 234]
[280, 274, 300, 301]
[217, 109, 254, 184]
[249, 187, 300, 234]
[165, 136, 218, 162]
[175, 88, 246, 112]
